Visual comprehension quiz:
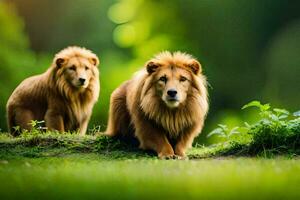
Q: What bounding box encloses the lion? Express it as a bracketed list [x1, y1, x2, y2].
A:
[6, 46, 100, 136]
[105, 51, 209, 159]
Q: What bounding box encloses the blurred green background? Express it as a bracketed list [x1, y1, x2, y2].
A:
[0, 0, 299, 143]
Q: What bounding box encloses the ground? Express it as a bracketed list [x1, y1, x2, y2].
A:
[1, 132, 300, 199]
[2, 155, 300, 200]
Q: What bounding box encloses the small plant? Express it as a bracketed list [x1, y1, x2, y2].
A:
[206, 100, 300, 157]
[242, 101, 292, 124]
[89, 125, 102, 135]
[12, 126, 21, 133]
[207, 124, 240, 140]
[29, 120, 46, 131]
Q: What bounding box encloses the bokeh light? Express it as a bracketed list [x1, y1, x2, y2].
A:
[113, 24, 136, 47]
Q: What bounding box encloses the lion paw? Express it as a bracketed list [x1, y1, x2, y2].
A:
[173, 155, 189, 160]
[158, 151, 175, 159]
[159, 154, 175, 160]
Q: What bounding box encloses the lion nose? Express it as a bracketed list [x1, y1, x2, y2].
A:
[79, 78, 86, 85]
[167, 89, 177, 98]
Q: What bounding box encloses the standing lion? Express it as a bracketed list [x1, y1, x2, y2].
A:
[105, 51, 209, 159]
[6, 46, 100, 136]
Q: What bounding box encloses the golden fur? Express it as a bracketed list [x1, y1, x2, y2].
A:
[105, 51, 208, 158]
[6, 46, 100, 135]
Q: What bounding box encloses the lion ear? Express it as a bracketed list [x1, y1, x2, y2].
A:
[55, 58, 66, 68]
[89, 57, 99, 66]
[146, 61, 160, 74]
[187, 60, 202, 75]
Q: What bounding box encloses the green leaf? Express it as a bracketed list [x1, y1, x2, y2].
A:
[244, 122, 251, 128]
[229, 127, 240, 136]
[207, 128, 223, 138]
[261, 118, 272, 124]
[218, 124, 228, 130]
[269, 113, 279, 121]
[293, 110, 300, 117]
[242, 100, 261, 109]
[273, 108, 290, 116]
[278, 115, 288, 120]
[242, 101, 270, 111]
[261, 104, 271, 111]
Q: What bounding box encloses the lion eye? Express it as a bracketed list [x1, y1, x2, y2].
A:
[159, 76, 167, 83]
[69, 65, 76, 71]
[180, 76, 187, 82]
[85, 66, 89, 70]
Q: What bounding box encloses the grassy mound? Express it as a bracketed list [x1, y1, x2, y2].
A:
[0, 132, 152, 159]
[1, 101, 299, 159]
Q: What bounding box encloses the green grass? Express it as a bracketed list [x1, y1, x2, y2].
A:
[0, 131, 232, 160]
[1, 132, 300, 199]
[1, 101, 300, 199]
[1, 155, 300, 199]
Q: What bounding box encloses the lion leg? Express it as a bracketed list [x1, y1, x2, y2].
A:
[79, 118, 89, 136]
[134, 119, 174, 159]
[175, 124, 204, 158]
[105, 83, 131, 137]
[45, 109, 64, 132]
[12, 107, 35, 135]
[174, 134, 194, 158]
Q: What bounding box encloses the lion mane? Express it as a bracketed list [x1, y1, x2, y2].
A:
[106, 51, 209, 158]
[7, 46, 100, 135]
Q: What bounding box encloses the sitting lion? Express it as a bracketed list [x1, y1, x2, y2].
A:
[6, 46, 100, 136]
[105, 51, 209, 159]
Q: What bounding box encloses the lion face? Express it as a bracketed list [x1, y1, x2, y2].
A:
[154, 67, 191, 108]
[63, 57, 95, 89]
[54, 50, 99, 90]
[145, 52, 202, 109]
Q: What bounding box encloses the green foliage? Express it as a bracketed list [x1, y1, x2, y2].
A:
[207, 124, 241, 140]
[293, 110, 300, 117]
[207, 101, 300, 157]
[242, 100, 271, 112]
[242, 100, 291, 122]
[248, 118, 300, 155]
